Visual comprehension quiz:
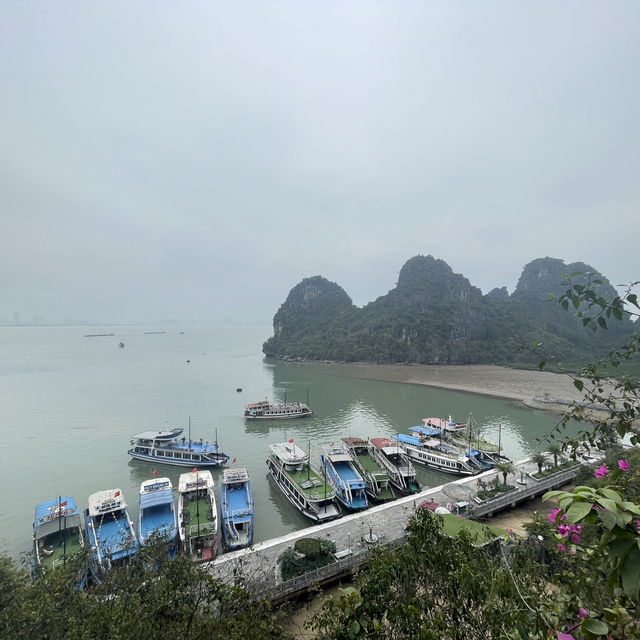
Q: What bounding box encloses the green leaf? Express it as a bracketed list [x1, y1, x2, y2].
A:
[573, 379, 584, 391]
[598, 509, 617, 530]
[621, 547, 640, 598]
[598, 488, 621, 501]
[581, 618, 609, 635]
[597, 317, 607, 330]
[538, 360, 546, 370]
[565, 501, 593, 523]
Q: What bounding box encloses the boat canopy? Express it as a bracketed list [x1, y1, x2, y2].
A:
[409, 425, 442, 437]
[269, 441, 308, 464]
[139, 478, 173, 509]
[34, 497, 82, 539]
[394, 434, 425, 447]
[341, 436, 369, 448]
[322, 446, 353, 463]
[178, 470, 214, 493]
[132, 427, 183, 441]
[222, 467, 249, 484]
[87, 489, 126, 517]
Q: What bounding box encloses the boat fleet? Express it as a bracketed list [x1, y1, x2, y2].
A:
[32, 406, 510, 581]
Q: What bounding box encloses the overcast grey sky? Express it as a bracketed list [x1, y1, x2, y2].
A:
[2, 1, 638, 324]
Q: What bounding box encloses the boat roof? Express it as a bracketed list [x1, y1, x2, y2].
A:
[422, 416, 466, 431]
[269, 441, 309, 464]
[370, 437, 403, 456]
[341, 436, 369, 447]
[87, 489, 126, 517]
[221, 467, 250, 484]
[408, 425, 442, 437]
[139, 478, 173, 509]
[178, 470, 214, 492]
[34, 497, 82, 538]
[395, 433, 425, 447]
[321, 445, 353, 463]
[245, 399, 270, 409]
[132, 427, 184, 441]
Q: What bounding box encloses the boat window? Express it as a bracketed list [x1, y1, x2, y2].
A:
[157, 450, 164, 456]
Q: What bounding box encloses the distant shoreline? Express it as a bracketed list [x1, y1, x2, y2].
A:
[318, 362, 592, 414]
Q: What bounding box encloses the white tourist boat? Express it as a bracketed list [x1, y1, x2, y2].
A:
[177, 470, 218, 561]
[369, 437, 420, 494]
[244, 399, 313, 420]
[266, 440, 341, 522]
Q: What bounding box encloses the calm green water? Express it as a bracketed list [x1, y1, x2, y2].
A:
[0, 325, 567, 563]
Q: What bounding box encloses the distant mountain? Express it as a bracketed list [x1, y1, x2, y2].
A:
[262, 256, 635, 366]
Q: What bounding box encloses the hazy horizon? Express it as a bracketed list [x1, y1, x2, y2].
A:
[3, 2, 638, 324]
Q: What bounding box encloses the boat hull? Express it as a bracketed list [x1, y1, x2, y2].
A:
[128, 450, 227, 468]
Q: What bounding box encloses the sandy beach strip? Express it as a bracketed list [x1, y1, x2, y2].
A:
[326, 363, 589, 411]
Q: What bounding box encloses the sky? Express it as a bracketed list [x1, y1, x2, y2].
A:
[2, 1, 639, 324]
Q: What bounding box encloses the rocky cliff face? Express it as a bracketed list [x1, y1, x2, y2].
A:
[263, 256, 633, 365]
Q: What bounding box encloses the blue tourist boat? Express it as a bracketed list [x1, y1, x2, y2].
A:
[137, 477, 178, 556]
[319, 444, 368, 511]
[177, 470, 219, 561]
[128, 420, 229, 468]
[84, 488, 138, 574]
[32, 496, 84, 572]
[220, 468, 254, 551]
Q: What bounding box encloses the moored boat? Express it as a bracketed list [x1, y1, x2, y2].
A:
[137, 477, 178, 556]
[320, 444, 368, 511]
[32, 497, 84, 572]
[422, 415, 467, 432]
[220, 468, 254, 551]
[128, 421, 229, 468]
[84, 488, 138, 574]
[267, 440, 341, 522]
[369, 437, 420, 494]
[395, 432, 483, 476]
[342, 437, 395, 503]
[244, 398, 312, 420]
[177, 470, 218, 561]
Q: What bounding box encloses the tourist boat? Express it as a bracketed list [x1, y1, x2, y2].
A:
[369, 437, 421, 494]
[128, 421, 229, 468]
[319, 444, 369, 511]
[342, 437, 395, 503]
[137, 477, 178, 556]
[177, 470, 218, 561]
[422, 415, 467, 432]
[84, 488, 138, 574]
[244, 397, 312, 420]
[32, 496, 84, 572]
[220, 468, 254, 551]
[395, 431, 484, 476]
[266, 440, 341, 522]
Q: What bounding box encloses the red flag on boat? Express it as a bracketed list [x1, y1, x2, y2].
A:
[288, 438, 294, 443]
[152, 469, 158, 476]
[60, 500, 67, 507]
[192, 467, 198, 473]
[114, 490, 120, 497]
[232, 458, 236, 463]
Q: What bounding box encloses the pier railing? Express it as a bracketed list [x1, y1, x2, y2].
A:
[471, 464, 581, 518]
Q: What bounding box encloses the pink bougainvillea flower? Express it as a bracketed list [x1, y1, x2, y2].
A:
[548, 508, 561, 523]
[558, 543, 566, 552]
[618, 459, 631, 471]
[578, 608, 588, 619]
[557, 632, 574, 640]
[571, 533, 580, 544]
[595, 464, 609, 478]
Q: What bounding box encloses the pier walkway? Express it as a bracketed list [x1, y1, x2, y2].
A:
[206, 456, 589, 601]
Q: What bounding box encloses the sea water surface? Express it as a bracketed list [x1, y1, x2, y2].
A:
[0, 325, 568, 563]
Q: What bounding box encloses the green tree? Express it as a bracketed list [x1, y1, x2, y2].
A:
[494, 460, 515, 485]
[531, 451, 548, 474]
[545, 442, 562, 467]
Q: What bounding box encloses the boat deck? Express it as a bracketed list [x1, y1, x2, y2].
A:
[140, 503, 176, 541]
[285, 466, 332, 499]
[333, 461, 361, 483]
[93, 513, 136, 561]
[224, 485, 252, 518]
[38, 530, 82, 570]
[182, 496, 215, 535]
[356, 452, 389, 477]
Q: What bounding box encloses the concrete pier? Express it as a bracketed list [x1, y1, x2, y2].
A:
[206, 456, 588, 601]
